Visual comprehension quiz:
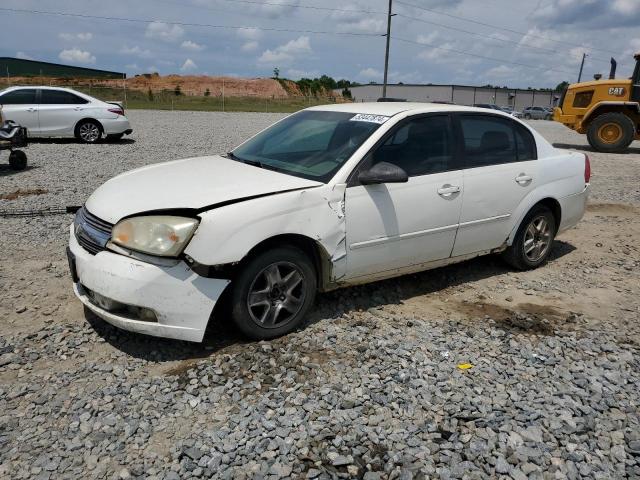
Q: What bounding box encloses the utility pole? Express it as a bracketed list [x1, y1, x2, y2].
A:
[382, 0, 395, 99]
[577, 53, 587, 83]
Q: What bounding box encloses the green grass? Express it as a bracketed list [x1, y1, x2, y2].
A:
[67, 86, 339, 113]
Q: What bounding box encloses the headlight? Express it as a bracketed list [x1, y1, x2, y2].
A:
[111, 216, 199, 257]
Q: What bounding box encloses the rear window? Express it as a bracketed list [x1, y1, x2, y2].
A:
[0, 89, 36, 105]
[40, 90, 88, 105]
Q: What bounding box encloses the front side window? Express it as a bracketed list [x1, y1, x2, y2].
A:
[40, 90, 88, 105]
[0, 89, 37, 105]
[232, 110, 384, 182]
[368, 115, 454, 177]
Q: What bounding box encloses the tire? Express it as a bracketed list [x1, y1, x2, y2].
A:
[8, 150, 27, 170]
[502, 205, 556, 270]
[106, 133, 124, 141]
[230, 246, 317, 340]
[545, 114, 552, 120]
[586, 112, 635, 153]
[524, 113, 531, 120]
[75, 120, 102, 143]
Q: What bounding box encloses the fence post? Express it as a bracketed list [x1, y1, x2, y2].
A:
[222, 79, 225, 113]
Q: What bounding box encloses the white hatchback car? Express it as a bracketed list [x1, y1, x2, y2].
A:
[0, 86, 132, 143]
[68, 103, 589, 342]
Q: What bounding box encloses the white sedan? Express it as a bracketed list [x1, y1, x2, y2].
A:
[0, 86, 132, 143]
[68, 103, 589, 342]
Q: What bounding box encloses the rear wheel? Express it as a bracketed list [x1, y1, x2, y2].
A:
[8, 150, 27, 170]
[75, 120, 102, 143]
[503, 205, 556, 270]
[231, 246, 317, 340]
[587, 112, 635, 153]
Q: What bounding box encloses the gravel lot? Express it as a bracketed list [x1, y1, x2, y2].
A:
[1, 111, 639, 479]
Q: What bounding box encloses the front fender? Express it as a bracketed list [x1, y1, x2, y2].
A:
[184, 184, 348, 281]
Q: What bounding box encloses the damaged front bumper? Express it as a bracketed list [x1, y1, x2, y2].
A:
[68, 225, 230, 342]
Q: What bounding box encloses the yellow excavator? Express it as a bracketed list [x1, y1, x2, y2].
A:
[554, 52, 640, 152]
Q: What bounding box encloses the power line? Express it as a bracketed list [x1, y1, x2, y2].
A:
[394, 13, 615, 65]
[0, 7, 382, 37]
[212, 0, 386, 15]
[393, 36, 577, 76]
[395, 0, 624, 57]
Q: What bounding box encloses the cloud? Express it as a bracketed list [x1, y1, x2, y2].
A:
[181, 40, 205, 51]
[258, 36, 311, 64]
[15, 51, 33, 60]
[237, 27, 262, 40]
[532, 0, 640, 28]
[330, 7, 385, 34]
[120, 45, 152, 58]
[358, 67, 383, 81]
[58, 48, 96, 64]
[484, 64, 518, 79]
[59, 32, 93, 42]
[286, 68, 320, 79]
[241, 41, 259, 52]
[180, 58, 198, 72]
[145, 22, 184, 42]
[250, 0, 301, 19]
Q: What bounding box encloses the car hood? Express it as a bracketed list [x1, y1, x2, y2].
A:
[85, 155, 322, 224]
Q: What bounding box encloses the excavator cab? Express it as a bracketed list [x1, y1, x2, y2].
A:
[554, 53, 640, 153]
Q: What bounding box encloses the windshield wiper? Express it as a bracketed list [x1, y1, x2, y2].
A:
[226, 152, 265, 169]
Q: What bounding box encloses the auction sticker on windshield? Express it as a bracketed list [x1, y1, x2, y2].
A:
[350, 113, 390, 124]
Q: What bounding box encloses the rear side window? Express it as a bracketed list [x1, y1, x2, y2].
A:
[40, 90, 88, 105]
[0, 89, 37, 104]
[460, 115, 537, 167]
[460, 115, 517, 167]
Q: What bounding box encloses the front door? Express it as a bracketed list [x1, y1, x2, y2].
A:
[344, 114, 464, 279]
[0, 88, 39, 134]
[452, 113, 538, 257]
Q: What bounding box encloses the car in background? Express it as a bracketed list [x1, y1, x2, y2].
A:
[499, 106, 523, 118]
[522, 106, 553, 120]
[0, 86, 132, 143]
[475, 103, 522, 119]
[68, 103, 590, 342]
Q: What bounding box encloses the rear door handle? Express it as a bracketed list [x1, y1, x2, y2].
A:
[437, 184, 461, 197]
[515, 174, 532, 185]
[27, 107, 37, 112]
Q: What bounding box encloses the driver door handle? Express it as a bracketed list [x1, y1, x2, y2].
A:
[27, 107, 37, 112]
[515, 174, 532, 185]
[437, 184, 461, 197]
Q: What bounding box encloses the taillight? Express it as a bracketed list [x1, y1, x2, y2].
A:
[108, 108, 124, 116]
[584, 154, 591, 184]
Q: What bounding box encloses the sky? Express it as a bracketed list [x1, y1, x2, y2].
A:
[1, 0, 639, 88]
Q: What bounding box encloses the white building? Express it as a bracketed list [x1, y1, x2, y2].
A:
[337, 83, 560, 110]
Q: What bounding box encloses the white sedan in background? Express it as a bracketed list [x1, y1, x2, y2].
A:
[0, 86, 132, 143]
[68, 102, 589, 342]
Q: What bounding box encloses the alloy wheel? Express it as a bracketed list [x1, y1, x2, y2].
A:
[246, 261, 306, 328]
[523, 215, 552, 262]
[79, 122, 101, 142]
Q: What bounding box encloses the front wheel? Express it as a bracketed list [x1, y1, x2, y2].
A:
[586, 112, 635, 153]
[231, 246, 317, 340]
[503, 205, 556, 270]
[75, 120, 102, 143]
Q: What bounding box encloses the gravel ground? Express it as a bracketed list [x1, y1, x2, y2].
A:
[1, 111, 639, 479]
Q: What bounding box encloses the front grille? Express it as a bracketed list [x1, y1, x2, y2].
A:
[74, 207, 113, 255]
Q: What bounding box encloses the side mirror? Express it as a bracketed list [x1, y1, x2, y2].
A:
[359, 161, 408, 185]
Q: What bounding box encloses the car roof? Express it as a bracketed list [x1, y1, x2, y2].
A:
[2, 85, 81, 93]
[306, 102, 515, 117]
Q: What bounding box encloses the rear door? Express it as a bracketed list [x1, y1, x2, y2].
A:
[451, 113, 538, 257]
[37, 89, 89, 136]
[344, 114, 464, 279]
[0, 88, 38, 134]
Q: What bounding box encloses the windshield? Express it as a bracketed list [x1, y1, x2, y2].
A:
[231, 110, 387, 182]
